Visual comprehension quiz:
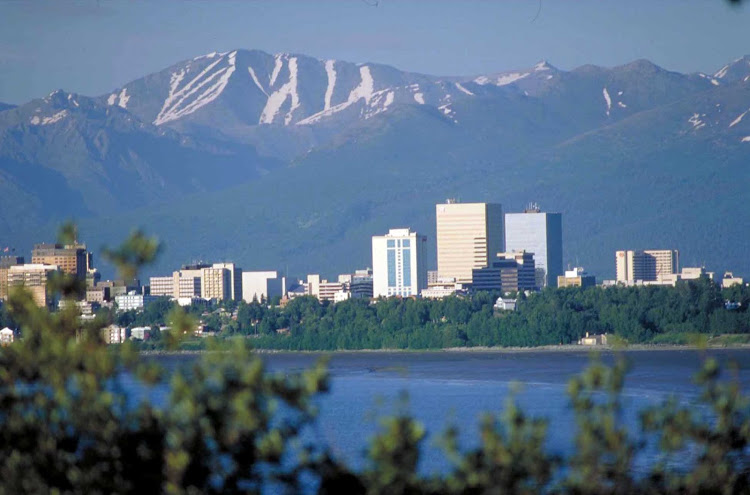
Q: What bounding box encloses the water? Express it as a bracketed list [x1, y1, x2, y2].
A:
[131, 349, 750, 476]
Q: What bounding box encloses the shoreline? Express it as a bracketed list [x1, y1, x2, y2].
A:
[138, 343, 750, 356]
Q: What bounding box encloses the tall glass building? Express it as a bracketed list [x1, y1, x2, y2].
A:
[372, 228, 427, 298]
[505, 206, 563, 288]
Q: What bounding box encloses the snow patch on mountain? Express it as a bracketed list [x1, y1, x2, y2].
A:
[351, 66, 374, 103]
[260, 56, 301, 125]
[270, 55, 283, 86]
[475, 72, 529, 86]
[455, 82, 474, 96]
[602, 87, 611, 116]
[296, 65, 374, 125]
[715, 65, 730, 79]
[730, 110, 748, 128]
[534, 61, 551, 71]
[154, 53, 239, 125]
[107, 88, 130, 108]
[688, 113, 706, 129]
[30, 110, 68, 126]
[618, 101, 627, 108]
[324, 60, 336, 111]
[248, 66, 268, 96]
[742, 136, 750, 142]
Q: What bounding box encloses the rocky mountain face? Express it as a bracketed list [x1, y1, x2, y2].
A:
[2, 49, 749, 279]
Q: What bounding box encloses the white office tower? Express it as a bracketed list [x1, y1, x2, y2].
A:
[615, 250, 679, 283]
[372, 228, 427, 298]
[436, 201, 504, 285]
[505, 205, 563, 288]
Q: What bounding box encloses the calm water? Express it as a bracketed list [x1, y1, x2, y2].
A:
[129, 349, 750, 476]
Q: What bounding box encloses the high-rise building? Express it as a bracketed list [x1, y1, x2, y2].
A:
[201, 267, 232, 301]
[504, 206, 562, 288]
[212, 262, 243, 301]
[436, 201, 504, 284]
[615, 250, 679, 283]
[31, 243, 89, 280]
[372, 228, 427, 298]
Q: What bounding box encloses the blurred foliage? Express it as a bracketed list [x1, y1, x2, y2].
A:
[2, 225, 750, 493]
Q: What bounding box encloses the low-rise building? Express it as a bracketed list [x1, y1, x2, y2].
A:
[721, 272, 744, 289]
[494, 297, 517, 311]
[421, 282, 466, 299]
[318, 281, 344, 302]
[557, 267, 596, 288]
[115, 292, 158, 312]
[242, 271, 285, 303]
[472, 251, 536, 292]
[0, 327, 15, 345]
[579, 332, 608, 346]
[103, 325, 127, 344]
[150, 276, 174, 297]
[7, 264, 60, 307]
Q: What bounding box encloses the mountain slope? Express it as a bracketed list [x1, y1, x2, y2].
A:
[0, 90, 277, 232]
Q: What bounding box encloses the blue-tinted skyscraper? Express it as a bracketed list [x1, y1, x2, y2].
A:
[505, 205, 563, 288]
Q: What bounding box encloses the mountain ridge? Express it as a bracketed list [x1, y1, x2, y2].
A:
[1, 49, 750, 280]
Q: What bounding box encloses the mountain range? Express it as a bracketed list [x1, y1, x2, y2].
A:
[1, 49, 749, 281]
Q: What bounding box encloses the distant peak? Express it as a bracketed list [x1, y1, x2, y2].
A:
[534, 60, 553, 71]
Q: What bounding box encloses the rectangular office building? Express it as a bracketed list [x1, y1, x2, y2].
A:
[505, 207, 562, 288]
[616, 249, 679, 283]
[436, 201, 504, 285]
[372, 228, 427, 298]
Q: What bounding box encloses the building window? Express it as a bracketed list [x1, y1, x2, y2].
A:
[387, 249, 397, 287]
[403, 249, 411, 287]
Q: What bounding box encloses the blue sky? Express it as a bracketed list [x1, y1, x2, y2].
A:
[1, 0, 749, 104]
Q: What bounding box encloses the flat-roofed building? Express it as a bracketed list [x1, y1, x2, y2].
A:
[505, 205, 562, 288]
[557, 267, 596, 288]
[372, 228, 427, 298]
[722, 272, 744, 288]
[616, 250, 679, 283]
[115, 292, 157, 312]
[149, 276, 174, 297]
[242, 271, 284, 303]
[0, 256, 24, 301]
[318, 281, 344, 302]
[32, 243, 89, 279]
[436, 201, 504, 285]
[472, 251, 536, 292]
[201, 267, 232, 301]
[7, 264, 60, 307]
[212, 262, 242, 301]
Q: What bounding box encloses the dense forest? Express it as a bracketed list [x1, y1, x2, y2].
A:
[99, 277, 750, 350]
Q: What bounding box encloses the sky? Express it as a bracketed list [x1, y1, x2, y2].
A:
[1, 0, 749, 104]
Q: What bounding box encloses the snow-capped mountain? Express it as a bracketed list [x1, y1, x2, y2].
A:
[96, 49, 727, 162]
[2, 49, 750, 279]
[102, 49, 479, 130]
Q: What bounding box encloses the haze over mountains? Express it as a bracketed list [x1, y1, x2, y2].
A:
[1, 49, 749, 279]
